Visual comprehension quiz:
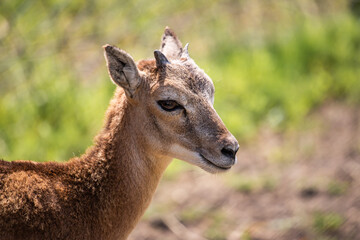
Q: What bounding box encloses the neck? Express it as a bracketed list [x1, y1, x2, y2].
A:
[78, 89, 172, 239]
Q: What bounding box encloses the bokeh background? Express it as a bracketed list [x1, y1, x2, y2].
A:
[1, 0, 360, 239]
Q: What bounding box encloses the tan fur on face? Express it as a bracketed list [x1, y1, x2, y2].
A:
[0, 27, 238, 240]
[137, 59, 237, 172]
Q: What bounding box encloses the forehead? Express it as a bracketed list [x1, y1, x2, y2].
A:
[162, 61, 215, 97]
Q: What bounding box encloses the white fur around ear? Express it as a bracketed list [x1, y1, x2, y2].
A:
[160, 27, 183, 60]
[104, 44, 141, 98]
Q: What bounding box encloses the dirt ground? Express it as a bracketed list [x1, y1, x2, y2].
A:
[129, 102, 360, 240]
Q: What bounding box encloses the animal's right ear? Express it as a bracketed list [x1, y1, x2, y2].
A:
[103, 44, 141, 98]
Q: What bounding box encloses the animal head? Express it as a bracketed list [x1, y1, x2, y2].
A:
[104, 27, 239, 173]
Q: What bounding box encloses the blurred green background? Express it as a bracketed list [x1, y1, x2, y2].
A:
[0, 0, 359, 162]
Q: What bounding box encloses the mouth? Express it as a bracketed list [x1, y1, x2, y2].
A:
[199, 154, 232, 171]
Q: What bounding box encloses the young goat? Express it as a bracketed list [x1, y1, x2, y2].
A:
[0, 27, 239, 240]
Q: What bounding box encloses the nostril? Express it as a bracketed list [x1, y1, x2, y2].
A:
[221, 147, 236, 159]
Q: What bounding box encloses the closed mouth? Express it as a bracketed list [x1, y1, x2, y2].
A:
[199, 154, 231, 171]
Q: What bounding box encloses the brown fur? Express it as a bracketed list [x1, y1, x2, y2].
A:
[0, 28, 238, 240]
[0, 89, 169, 240]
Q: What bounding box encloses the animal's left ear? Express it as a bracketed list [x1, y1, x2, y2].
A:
[103, 44, 141, 99]
[160, 26, 183, 60]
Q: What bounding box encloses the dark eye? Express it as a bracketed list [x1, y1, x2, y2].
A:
[157, 100, 182, 112]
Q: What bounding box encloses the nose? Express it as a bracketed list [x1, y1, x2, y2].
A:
[221, 147, 237, 159]
[221, 141, 239, 160]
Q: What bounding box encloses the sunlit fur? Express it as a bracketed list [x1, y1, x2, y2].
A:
[0, 27, 238, 240]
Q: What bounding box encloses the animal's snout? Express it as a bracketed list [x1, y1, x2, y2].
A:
[220, 136, 239, 165]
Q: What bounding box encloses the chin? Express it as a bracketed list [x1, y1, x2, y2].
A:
[197, 159, 232, 174]
[169, 144, 232, 174]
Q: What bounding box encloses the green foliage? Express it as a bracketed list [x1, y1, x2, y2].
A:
[224, 173, 278, 193]
[313, 212, 344, 234]
[0, 0, 359, 161]
[179, 206, 207, 224]
[241, 231, 252, 240]
[204, 211, 228, 240]
[227, 176, 255, 194]
[327, 180, 349, 196]
[212, 14, 360, 138]
[162, 159, 192, 181]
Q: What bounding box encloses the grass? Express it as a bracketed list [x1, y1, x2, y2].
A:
[204, 211, 228, 240]
[0, 2, 359, 239]
[224, 174, 256, 194]
[327, 180, 349, 196]
[313, 212, 344, 234]
[179, 206, 208, 224]
[163, 159, 193, 181]
[268, 146, 294, 165]
[0, 1, 359, 165]
[224, 173, 278, 194]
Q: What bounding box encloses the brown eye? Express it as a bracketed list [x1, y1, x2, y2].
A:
[157, 100, 182, 112]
